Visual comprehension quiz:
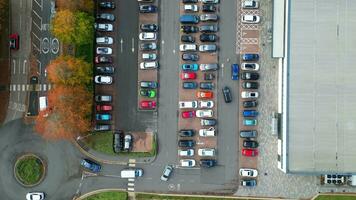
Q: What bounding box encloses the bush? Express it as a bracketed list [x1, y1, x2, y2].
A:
[15, 155, 44, 185]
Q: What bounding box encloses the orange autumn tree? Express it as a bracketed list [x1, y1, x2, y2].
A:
[35, 86, 92, 140]
[56, 0, 94, 13]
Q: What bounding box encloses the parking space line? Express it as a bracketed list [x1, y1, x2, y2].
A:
[120, 38, 123, 53]
[161, 40, 165, 55]
[131, 38, 135, 53]
[12, 59, 16, 74]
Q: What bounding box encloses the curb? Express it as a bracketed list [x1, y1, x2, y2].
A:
[74, 188, 127, 200]
[13, 153, 46, 187]
[311, 193, 356, 200]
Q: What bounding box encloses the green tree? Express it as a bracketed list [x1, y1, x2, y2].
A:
[51, 10, 75, 44]
[74, 12, 94, 44]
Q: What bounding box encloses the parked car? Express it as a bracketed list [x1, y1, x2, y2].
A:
[140, 61, 158, 69]
[200, 33, 217, 42]
[179, 129, 195, 137]
[200, 14, 218, 22]
[201, 118, 216, 126]
[241, 179, 257, 187]
[184, 4, 198, 12]
[198, 148, 216, 156]
[113, 131, 124, 152]
[95, 56, 112, 63]
[243, 140, 259, 148]
[242, 82, 259, 89]
[202, 4, 216, 12]
[183, 0, 198, 3]
[181, 72, 197, 80]
[139, 5, 157, 13]
[200, 63, 218, 71]
[199, 82, 214, 90]
[200, 159, 216, 168]
[199, 100, 214, 108]
[199, 127, 216, 136]
[140, 42, 157, 51]
[239, 130, 257, 138]
[182, 82, 198, 89]
[202, 0, 219, 3]
[243, 100, 258, 108]
[243, 119, 257, 126]
[96, 47, 112, 55]
[94, 23, 113, 31]
[204, 73, 215, 80]
[196, 109, 213, 118]
[139, 32, 157, 41]
[196, 91, 213, 99]
[95, 75, 112, 84]
[9, 33, 19, 50]
[179, 101, 198, 109]
[178, 149, 194, 157]
[81, 159, 101, 172]
[242, 148, 258, 157]
[95, 95, 112, 102]
[182, 110, 195, 118]
[178, 140, 195, 147]
[199, 44, 217, 52]
[242, 15, 260, 23]
[241, 91, 259, 98]
[123, 134, 132, 151]
[181, 25, 199, 33]
[242, 0, 259, 9]
[231, 64, 239, 80]
[180, 159, 196, 167]
[182, 53, 199, 61]
[180, 44, 197, 52]
[95, 66, 114, 74]
[26, 192, 45, 200]
[242, 53, 259, 61]
[222, 87, 232, 103]
[142, 53, 157, 61]
[243, 110, 259, 117]
[138, 0, 154, 2]
[96, 104, 112, 111]
[199, 24, 218, 32]
[140, 81, 158, 89]
[96, 13, 115, 21]
[181, 35, 195, 43]
[241, 63, 259, 71]
[140, 100, 156, 109]
[239, 168, 258, 177]
[96, 113, 111, 121]
[99, 2, 115, 9]
[140, 23, 158, 32]
[96, 36, 113, 44]
[161, 165, 173, 181]
[140, 89, 156, 98]
[94, 124, 111, 131]
[241, 72, 259, 80]
[182, 63, 198, 71]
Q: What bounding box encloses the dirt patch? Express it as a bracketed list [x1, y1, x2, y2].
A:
[131, 132, 153, 153]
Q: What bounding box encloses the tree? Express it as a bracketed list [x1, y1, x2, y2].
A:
[74, 12, 94, 44]
[35, 86, 92, 140]
[47, 56, 92, 87]
[51, 10, 75, 44]
[56, 0, 94, 13]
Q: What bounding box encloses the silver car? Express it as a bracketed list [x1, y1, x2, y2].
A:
[199, 63, 219, 71]
[160, 165, 173, 181]
[199, 44, 217, 52]
[96, 13, 115, 21]
[200, 14, 218, 22]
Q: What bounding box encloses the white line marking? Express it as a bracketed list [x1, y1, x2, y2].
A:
[131, 38, 134, 52]
[37, 60, 42, 75]
[9, 85, 12, 91]
[32, 20, 42, 31]
[128, 183, 135, 187]
[12, 85, 16, 91]
[127, 188, 134, 191]
[22, 84, 25, 91]
[48, 84, 51, 90]
[12, 60, 16, 74]
[43, 84, 47, 91]
[23, 60, 27, 74]
[120, 38, 123, 53]
[32, 32, 41, 42]
[17, 84, 21, 91]
[32, 42, 41, 52]
[32, 10, 42, 23]
[26, 84, 30, 91]
[17, 92, 20, 101]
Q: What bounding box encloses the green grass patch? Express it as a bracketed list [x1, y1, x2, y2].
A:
[83, 191, 127, 200]
[75, 42, 93, 63]
[315, 195, 356, 200]
[15, 156, 44, 185]
[136, 193, 257, 200]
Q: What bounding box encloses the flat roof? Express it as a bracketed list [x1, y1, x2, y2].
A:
[272, 0, 285, 58]
[287, 0, 356, 173]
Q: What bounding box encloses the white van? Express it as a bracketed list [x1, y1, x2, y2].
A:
[39, 96, 48, 111]
[120, 168, 144, 178]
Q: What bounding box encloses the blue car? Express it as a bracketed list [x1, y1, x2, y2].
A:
[243, 110, 259, 117]
[182, 82, 198, 89]
[182, 63, 199, 71]
[243, 119, 257, 126]
[231, 64, 239, 80]
[96, 114, 112, 121]
[242, 54, 259, 61]
[81, 159, 101, 173]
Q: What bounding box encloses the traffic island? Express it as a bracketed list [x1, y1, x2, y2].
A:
[13, 153, 46, 187]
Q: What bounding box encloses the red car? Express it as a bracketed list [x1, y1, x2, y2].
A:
[140, 100, 156, 110]
[242, 148, 258, 157]
[96, 104, 112, 111]
[196, 91, 213, 99]
[182, 110, 195, 118]
[9, 33, 19, 50]
[181, 72, 197, 80]
[95, 56, 113, 64]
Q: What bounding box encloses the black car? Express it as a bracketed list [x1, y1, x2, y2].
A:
[183, 0, 198, 3]
[204, 73, 215, 80]
[139, 5, 157, 13]
[241, 72, 259, 80]
[113, 130, 124, 153]
[183, 82, 198, 89]
[96, 66, 115, 74]
[243, 100, 258, 108]
[241, 179, 257, 187]
[200, 159, 216, 168]
[178, 140, 195, 147]
[181, 25, 199, 33]
[99, 2, 115, 9]
[200, 33, 217, 42]
[182, 53, 199, 61]
[242, 82, 259, 89]
[140, 42, 157, 51]
[181, 35, 195, 43]
[140, 24, 158, 32]
[179, 129, 195, 137]
[202, 4, 216, 12]
[243, 140, 259, 148]
[200, 82, 214, 90]
[222, 86, 232, 103]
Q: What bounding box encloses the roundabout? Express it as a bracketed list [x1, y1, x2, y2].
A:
[14, 153, 45, 187]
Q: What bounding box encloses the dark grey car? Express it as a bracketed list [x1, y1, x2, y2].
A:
[239, 130, 257, 138]
[201, 118, 217, 126]
[199, 24, 218, 32]
[200, 82, 214, 90]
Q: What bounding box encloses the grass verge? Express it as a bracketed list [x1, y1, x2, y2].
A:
[315, 195, 356, 200]
[136, 193, 257, 200]
[75, 42, 93, 63]
[83, 191, 127, 200]
[15, 156, 44, 185]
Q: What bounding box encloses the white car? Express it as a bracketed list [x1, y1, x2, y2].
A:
[199, 127, 216, 137]
[26, 192, 45, 200]
[139, 32, 157, 41]
[180, 159, 196, 167]
[184, 4, 198, 12]
[241, 63, 260, 71]
[142, 53, 157, 61]
[179, 101, 198, 109]
[242, 15, 260, 24]
[180, 44, 197, 52]
[198, 148, 216, 157]
[199, 101, 214, 108]
[242, 0, 259, 9]
[196, 109, 213, 118]
[241, 91, 259, 98]
[178, 149, 194, 157]
[140, 62, 158, 69]
[96, 47, 112, 55]
[95, 23, 113, 31]
[160, 165, 173, 181]
[94, 75, 112, 84]
[96, 36, 113, 44]
[239, 168, 258, 177]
